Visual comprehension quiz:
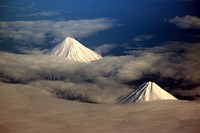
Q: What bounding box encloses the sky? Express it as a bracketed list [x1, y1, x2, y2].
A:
[0, 0, 200, 102]
[0, 0, 200, 54]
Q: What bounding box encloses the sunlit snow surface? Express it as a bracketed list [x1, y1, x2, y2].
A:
[117, 81, 177, 103]
[46, 37, 102, 63]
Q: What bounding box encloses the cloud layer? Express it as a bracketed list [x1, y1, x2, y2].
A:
[0, 42, 200, 103]
[0, 18, 115, 45]
[169, 15, 200, 29]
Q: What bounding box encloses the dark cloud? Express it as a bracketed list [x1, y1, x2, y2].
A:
[29, 80, 130, 104]
[0, 41, 200, 103]
[172, 87, 200, 100]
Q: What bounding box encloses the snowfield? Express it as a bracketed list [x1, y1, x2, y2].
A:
[0, 82, 200, 133]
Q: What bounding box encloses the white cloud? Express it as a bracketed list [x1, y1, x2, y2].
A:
[122, 41, 200, 86]
[95, 44, 116, 55]
[133, 35, 153, 42]
[117, 53, 162, 82]
[0, 18, 115, 45]
[169, 15, 200, 29]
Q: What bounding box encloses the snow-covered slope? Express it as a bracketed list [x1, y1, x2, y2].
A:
[46, 37, 102, 63]
[116, 81, 177, 103]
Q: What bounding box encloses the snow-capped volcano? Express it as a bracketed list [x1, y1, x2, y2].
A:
[46, 37, 102, 63]
[116, 81, 177, 104]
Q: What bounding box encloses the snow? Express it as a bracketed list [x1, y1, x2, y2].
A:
[46, 37, 102, 63]
[0, 82, 200, 133]
[117, 81, 177, 104]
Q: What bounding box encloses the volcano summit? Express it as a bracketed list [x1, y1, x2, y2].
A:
[47, 37, 102, 63]
[116, 81, 177, 104]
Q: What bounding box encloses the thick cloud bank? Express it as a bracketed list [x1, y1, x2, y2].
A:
[0, 42, 200, 103]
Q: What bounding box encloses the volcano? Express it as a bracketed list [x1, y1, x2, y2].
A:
[116, 81, 177, 103]
[46, 37, 102, 63]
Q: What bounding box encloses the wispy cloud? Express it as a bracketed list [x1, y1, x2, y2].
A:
[23, 10, 61, 17]
[0, 18, 115, 45]
[0, 2, 36, 11]
[169, 15, 200, 29]
[95, 44, 116, 55]
[133, 35, 153, 42]
[16, 46, 47, 54]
